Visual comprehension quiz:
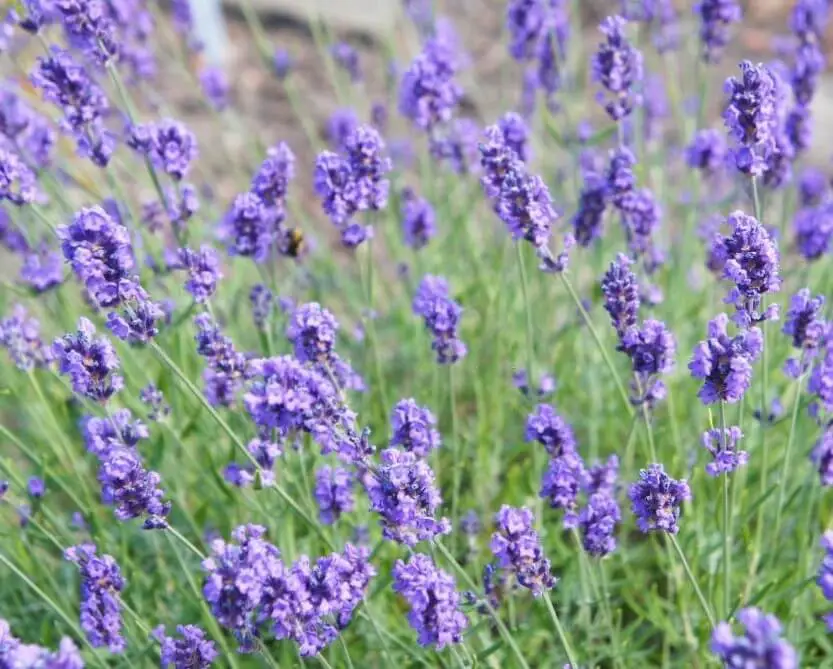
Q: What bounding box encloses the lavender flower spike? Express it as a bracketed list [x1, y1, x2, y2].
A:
[53, 318, 124, 402]
[711, 608, 797, 669]
[818, 531, 833, 631]
[592, 15, 643, 121]
[695, 0, 742, 64]
[628, 464, 690, 534]
[702, 426, 748, 476]
[490, 505, 555, 596]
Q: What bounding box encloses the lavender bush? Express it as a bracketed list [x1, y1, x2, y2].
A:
[0, 1, 832, 667]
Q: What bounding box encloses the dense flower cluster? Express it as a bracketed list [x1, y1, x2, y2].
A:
[64, 543, 126, 653]
[592, 15, 643, 121]
[365, 447, 450, 545]
[177, 245, 222, 303]
[628, 464, 690, 534]
[506, 0, 569, 100]
[711, 608, 797, 668]
[251, 142, 295, 208]
[155, 624, 218, 668]
[601, 254, 640, 338]
[794, 200, 833, 260]
[392, 554, 469, 649]
[579, 491, 622, 557]
[412, 275, 466, 364]
[525, 403, 576, 457]
[218, 191, 284, 263]
[689, 313, 763, 404]
[811, 424, 833, 486]
[710, 211, 781, 326]
[314, 125, 391, 247]
[723, 61, 779, 176]
[0, 619, 84, 667]
[202, 525, 373, 655]
[194, 313, 249, 407]
[53, 318, 123, 402]
[540, 451, 586, 528]
[686, 128, 727, 176]
[58, 206, 135, 308]
[390, 398, 441, 457]
[399, 35, 462, 131]
[223, 439, 282, 488]
[31, 46, 114, 165]
[491, 505, 554, 596]
[572, 167, 608, 247]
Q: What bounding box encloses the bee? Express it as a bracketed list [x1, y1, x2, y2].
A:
[283, 227, 306, 258]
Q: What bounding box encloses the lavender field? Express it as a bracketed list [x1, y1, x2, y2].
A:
[0, 0, 832, 667]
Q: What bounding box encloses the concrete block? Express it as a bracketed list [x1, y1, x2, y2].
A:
[223, 0, 398, 35]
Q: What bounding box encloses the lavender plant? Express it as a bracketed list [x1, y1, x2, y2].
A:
[1, 2, 832, 667]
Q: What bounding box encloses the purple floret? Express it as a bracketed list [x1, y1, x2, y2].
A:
[0, 148, 37, 205]
[601, 253, 640, 338]
[177, 246, 222, 304]
[0, 304, 53, 371]
[127, 119, 198, 181]
[695, 0, 742, 63]
[412, 275, 466, 365]
[540, 452, 586, 529]
[399, 36, 462, 131]
[579, 491, 621, 557]
[400, 187, 436, 250]
[811, 424, 833, 486]
[286, 302, 339, 364]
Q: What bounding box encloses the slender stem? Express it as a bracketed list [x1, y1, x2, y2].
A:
[448, 364, 461, 545]
[667, 535, 717, 628]
[358, 240, 390, 415]
[167, 525, 206, 560]
[719, 401, 731, 619]
[775, 372, 806, 536]
[542, 592, 580, 669]
[516, 243, 535, 382]
[558, 273, 633, 416]
[434, 541, 531, 669]
[635, 375, 658, 462]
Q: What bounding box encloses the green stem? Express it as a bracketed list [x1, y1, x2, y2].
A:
[558, 273, 633, 417]
[775, 372, 806, 536]
[719, 402, 731, 619]
[516, 243, 535, 382]
[448, 364, 461, 547]
[667, 535, 717, 628]
[542, 592, 579, 669]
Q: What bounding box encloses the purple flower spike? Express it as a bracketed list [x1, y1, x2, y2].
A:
[689, 313, 763, 404]
[783, 288, 826, 378]
[628, 464, 690, 534]
[525, 404, 576, 458]
[686, 128, 727, 176]
[218, 191, 283, 263]
[711, 608, 797, 669]
[287, 302, 339, 364]
[710, 210, 781, 326]
[601, 254, 640, 338]
[400, 187, 436, 250]
[620, 319, 676, 405]
[592, 15, 643, 121]
[498, 111, 530, 162]
[702, 426, 747, 476]
[399, 36, 462, 131]
[413, 275, 466, 364]
[491, 505, 555, 596]
[53, 317, 123, 402]
[128, 119, 198, 181]
[540, 452, 586, 529]
[58, 205, 134, 308]
[200, 66, 229, 111]
[579, 492, 621, 557]
[331, 42, 361, 82]
[794, 202, 833, 261]
[178, 246, 222, 304]
[0, 619, 83, 667]
[20, 245, 64, 293]
[64, 543, 125, 653]
[695, 0, 742, 63]
[314, 466, 354, 525]
[390, 398, 441, 457]
[155, 624, 218, 668]
[572, 170, 608, 247]
[723, 61, 779, 177]
[251, 142, 295, 207]
[392, 554, 469, 649]
[365, 447, 450, 546]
